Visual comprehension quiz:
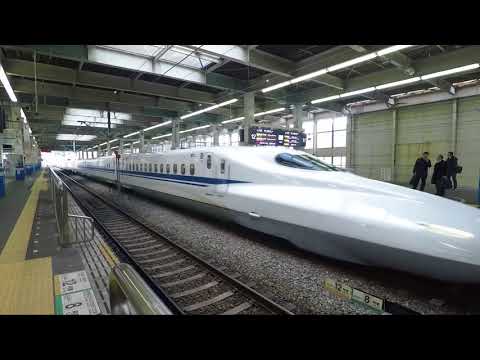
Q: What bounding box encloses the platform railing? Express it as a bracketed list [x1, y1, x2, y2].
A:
[49, 167, 70, 246]
[109, 263, 173, 315]
[49, 167, 95, 246]
[68, 214, 95, 244]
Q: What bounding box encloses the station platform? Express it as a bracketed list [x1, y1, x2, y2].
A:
[0, 169, 119, 315]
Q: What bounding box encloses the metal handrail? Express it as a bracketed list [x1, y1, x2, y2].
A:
[109, 263, 173, 315]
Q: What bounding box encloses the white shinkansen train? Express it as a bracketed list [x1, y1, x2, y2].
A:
[67, 146, 480, 283]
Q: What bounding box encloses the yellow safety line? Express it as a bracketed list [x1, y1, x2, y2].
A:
[0, 171, 48, 264]
[98, 240, 120, 268]
[0, 257, 54, 314]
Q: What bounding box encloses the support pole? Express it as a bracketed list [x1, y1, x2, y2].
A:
[242, 92, 255, 145]
[452, 98, 458, 155]
[391, 109, 398, 183]
[140, 131, 145, 153]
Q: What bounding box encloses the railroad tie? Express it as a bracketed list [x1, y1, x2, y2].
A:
[221, 302, 253, 315]
[170, 281, 219, 299]
[146, 259, 185, 270]
[137, 253, 177, 264]
[160, 273, 207, 288]
[183, 291, 234, 312]
[152, 265, 195, 279]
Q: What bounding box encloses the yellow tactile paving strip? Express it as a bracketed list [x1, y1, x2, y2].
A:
[0, 171, 54, 314]
[0, 257, 54, 314]
[0, 171, 48, 264]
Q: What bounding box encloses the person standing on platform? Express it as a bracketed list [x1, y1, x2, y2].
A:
[411, 152, 432, 191]
[431, 154, 447, 197]
[446, 152, 459, 190]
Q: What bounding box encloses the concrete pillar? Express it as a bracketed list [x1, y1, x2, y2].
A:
[311, 112, 317, 156]
[171, 119, 180, 150]
[391, 109, 398, 182]
[242, 92, 255, 145]
[452, 98, 458, 154]
[228, 129, 233, 146]
[119, 139, 124, 155]
[107, 142, 111, 156]
[212, 126, 220, 146]
[293, 104, 305, 129]
[347, 114, 354, 169]
[139, 131, 145, 153]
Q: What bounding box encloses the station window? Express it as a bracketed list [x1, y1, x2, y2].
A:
[149, 164, 152, 172]
[181, 164, 186, 175]
[220, 159, 226, 174]
[207, 155, 212, 169]
[154, 164, 158, 173]
[190, 164, 195, 175]
[160, 164, 164, 173]
[166, 164, 170, 174]
[173, 164, 178, 174]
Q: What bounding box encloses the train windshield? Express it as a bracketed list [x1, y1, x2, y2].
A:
[275, 153, 338, 171]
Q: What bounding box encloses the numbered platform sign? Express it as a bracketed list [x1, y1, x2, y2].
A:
[55, 289, 100, 315]
[54, 270, 92, 295]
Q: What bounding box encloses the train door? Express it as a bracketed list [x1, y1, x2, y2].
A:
[203, 152, 228, 196]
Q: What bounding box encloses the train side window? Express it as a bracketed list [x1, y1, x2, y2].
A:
[166, 164, 170, 174]
[181, 164, 186, 175]
[160, 164, 164, 173]
[220, 159, 226, 174]
[154, 164, 158, 173]
[149, 163, 152, 172]
[190, 164, 195, 175]
[135, 163, 138, 172]
[207, 155, 212, 169]
[173, 164, 178, 174]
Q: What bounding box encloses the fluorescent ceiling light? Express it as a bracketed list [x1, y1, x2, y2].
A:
[109, 139, 119, 144]
[28, 127, 32, 134]
[132, 141, 140, 144]
[375, 77, 421, 90]
[221, 116, 245, 124]
[261, 81, 292, 93]
[152, 133, 173, 140]
[143, 120, 172, 132]
[420, 63, 480, 80]
[179, 125, 211, 134]
[261, 45, 414, 93]
[123, 131, 140, 138]
[99, 142, 108, 146]
[328, 53, 378, 73]
[0, 64, 18, 102]
[377, 45, 414, 57]
[290, 69, 329, 84]
[20, 109, 27, 123]
[311, 95, 341, 104]
[56, 134, 97, 141]
[254, 108, 286, 117]
[340, 87, 376, 98]
[180, 99, 238, 120]
[110, 146, 118, 150]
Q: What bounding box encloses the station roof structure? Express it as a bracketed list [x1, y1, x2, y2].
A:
[1, 44, 479, 150]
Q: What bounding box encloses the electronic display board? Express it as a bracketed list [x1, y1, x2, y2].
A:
[246, 127, 306, 148]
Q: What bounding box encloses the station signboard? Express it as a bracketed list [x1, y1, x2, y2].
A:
[241, 127, 306, 148]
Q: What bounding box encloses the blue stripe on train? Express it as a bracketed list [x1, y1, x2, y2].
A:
[78, 165, 249, 187]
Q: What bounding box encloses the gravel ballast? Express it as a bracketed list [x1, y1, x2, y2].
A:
[72, 175, 480, 315]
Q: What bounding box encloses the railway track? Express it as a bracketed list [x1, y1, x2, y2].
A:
[56, 169, 293, 315]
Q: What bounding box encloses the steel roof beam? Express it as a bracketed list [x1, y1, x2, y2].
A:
[286, 45, 480, 105]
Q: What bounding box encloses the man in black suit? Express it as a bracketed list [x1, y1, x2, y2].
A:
[446, 151, 459, 190]
[431, 154, 447, 196]
[411, 152, 432, 191]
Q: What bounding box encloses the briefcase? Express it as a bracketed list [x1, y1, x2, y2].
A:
[456, 166, 463, 174]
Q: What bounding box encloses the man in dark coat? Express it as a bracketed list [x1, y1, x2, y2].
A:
[411, 152, 432, 191]
[446, 151, 459, 190]
[431, 154, 447, 196]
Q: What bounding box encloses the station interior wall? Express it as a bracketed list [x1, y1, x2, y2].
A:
[351, 94, 480, 202]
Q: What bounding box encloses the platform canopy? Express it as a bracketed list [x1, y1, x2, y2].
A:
[1, 44, 479, 150]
